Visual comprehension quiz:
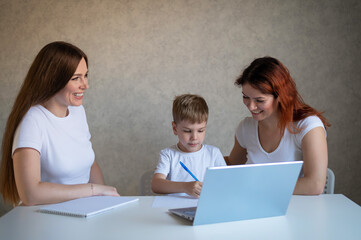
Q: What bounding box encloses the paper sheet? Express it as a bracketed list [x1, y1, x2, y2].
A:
[152, 195, 198, 208]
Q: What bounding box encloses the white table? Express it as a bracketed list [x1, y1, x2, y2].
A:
[0, 194, 360, 240]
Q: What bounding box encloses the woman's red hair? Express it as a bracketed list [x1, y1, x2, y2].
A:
[235, 56, 330, 134]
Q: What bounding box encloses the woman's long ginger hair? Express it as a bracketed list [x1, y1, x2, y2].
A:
[0, 41, 87, 205]
[235, 56, 330, 135]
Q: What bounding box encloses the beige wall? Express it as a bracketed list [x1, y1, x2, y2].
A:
[1, 0, 360, 215]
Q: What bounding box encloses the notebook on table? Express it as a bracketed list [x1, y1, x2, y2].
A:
[39, 196, 139, 218]
[169, 161, 303, 225]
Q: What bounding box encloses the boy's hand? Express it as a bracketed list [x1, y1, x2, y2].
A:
[184, 181, 203, 198]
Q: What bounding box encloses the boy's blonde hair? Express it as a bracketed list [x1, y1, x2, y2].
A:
[172, 94, 208, 124]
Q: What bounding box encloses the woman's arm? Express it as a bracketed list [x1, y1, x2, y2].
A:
[293, 127, 328, 195]
[151, 173, 202, 198]
[89, 159, 105, 185]
[227, 137, 247, 165]
[13, 148, 119, 206]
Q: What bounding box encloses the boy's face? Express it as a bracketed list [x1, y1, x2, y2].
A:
[172, 120, 207, 153]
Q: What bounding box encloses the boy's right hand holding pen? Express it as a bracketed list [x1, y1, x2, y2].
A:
[183, 181, 203, 198]
[151, 161, 203, 198]
[179, 161, 203, 197]
[151, 175, 203, 198]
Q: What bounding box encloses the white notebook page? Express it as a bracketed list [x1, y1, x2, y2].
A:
[39, 196, 138, 218]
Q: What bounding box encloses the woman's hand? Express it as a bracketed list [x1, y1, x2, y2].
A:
[92, 184, 120, 197]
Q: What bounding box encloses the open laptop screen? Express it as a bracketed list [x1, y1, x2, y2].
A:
[170, 161, 303, 225]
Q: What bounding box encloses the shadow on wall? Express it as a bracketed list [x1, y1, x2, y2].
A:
[0, 195, 13, 217]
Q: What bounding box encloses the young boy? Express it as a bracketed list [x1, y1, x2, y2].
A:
[151, 94, 226, 198]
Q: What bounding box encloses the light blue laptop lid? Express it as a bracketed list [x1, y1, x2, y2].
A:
[193, 161, 303, 225]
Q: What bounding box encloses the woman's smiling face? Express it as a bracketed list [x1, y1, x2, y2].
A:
[242, 83, 280, 122]
[53, 57, 89, 108]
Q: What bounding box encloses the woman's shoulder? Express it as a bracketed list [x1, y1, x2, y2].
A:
[296, 115, 324, 129]
[294, 115, 326, 142]
[242, 116, 255, 123]
[23, 105, 47, 121]
[20, 105, 61, 131]
[235, 117, 257, 148]
[237, 116, 256, 130]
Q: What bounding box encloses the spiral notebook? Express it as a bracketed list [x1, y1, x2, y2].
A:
[39, 196, 138, 218]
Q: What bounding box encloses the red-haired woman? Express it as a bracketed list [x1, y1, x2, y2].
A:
[226, 57, 330, 195]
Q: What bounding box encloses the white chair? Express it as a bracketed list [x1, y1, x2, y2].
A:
[139, 170, 155, 196]
[323, 168, 335, 194]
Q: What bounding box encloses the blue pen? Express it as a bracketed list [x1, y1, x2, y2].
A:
[179, 161, 199, 181]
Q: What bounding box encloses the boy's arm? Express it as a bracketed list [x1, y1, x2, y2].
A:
[151, 173, 202, 198]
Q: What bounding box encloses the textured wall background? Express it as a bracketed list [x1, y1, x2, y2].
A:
[0, 0, 360, 215]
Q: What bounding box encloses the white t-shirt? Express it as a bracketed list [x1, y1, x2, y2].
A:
[235, 116, 326, 164]
[154, 144, 226, 182]
[12, 105, 95, 184]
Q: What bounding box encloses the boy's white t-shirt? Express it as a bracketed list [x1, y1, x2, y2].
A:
[12, 105, 95, 184]
[154, 144, 226, 182]
[236, 116, 326, 164]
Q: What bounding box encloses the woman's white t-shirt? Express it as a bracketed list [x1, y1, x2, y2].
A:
[12, 105, 94, 184]
[235, 116, 326, 164]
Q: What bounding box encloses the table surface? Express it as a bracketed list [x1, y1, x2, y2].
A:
[0, 194, 360, 240]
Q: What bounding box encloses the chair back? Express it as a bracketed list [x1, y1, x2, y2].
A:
[323, 168, 335, 194]
[139, 170, 155, 196]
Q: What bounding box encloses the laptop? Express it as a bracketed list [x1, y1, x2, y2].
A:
[169, 161, 303, 225]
